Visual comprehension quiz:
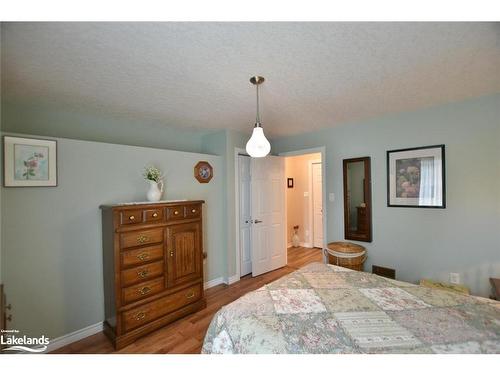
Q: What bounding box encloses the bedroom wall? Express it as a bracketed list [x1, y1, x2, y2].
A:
[0, 133, 224, 340]
[1, 98, 213, 154]
[272, 93, 500, 297]
[285, 153, 322, 247]
[202, 129, 248, 280]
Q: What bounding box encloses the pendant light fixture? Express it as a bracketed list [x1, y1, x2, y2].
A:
[246, 76, 271, 158]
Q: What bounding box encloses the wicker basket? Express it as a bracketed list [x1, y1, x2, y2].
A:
[325, 241, 367, 271]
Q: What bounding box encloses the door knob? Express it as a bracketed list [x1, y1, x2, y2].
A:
[254, 219, 263, 224]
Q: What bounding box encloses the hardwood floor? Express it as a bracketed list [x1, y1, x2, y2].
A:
[51, 246, 323, 354]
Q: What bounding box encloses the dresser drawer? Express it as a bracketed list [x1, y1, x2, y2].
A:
[120, 209, 143, 225]
[122, 277, 165, 305]
[184, 204, 201, 219]
[121, 260, 164, 286]
[144, 208, 163, 223]
[120, 228, 164, 249]
[120, 245, 164, 268]
[122, 284, 202, 332]
[166, 206, 185, 221]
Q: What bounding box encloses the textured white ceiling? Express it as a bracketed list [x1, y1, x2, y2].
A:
[2, 22, 500, 138]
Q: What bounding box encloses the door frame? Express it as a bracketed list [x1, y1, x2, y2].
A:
[279, 147, 327, 260]
[234, 146, 327, 281]
[308, 159, 322, 248]
[234, 147, 248, 281]
[236, 152, 252, 277]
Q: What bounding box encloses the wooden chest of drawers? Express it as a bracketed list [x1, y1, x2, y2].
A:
[101, 200, 206, 349]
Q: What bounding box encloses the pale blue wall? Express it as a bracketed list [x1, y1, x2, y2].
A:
[2, 99, 213, 153]
[1, 133, 224, 340]
[2, 87, 498, 345]
[202, 129, 249, 279]
[272, 94, 500, 296]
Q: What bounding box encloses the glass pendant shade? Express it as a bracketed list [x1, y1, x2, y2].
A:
[246, 75, 271, 158]
[246, 124, 271, 158]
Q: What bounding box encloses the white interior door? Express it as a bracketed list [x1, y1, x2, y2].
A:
[251, 155, 286, 277]
[312, 162, 323, 248]
[238, 155, 252, 277]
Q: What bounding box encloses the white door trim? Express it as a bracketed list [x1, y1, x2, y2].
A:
[308, 159, 322, 248]
[279, 147, 327, 261]
[234, 147, 247, 282]
[237, 154, 252, 277]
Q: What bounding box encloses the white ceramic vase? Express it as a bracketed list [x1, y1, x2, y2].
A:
[146, 180, 164, 202]
[292, 229, 300, 248]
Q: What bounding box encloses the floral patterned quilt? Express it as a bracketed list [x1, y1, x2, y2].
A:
[202, 262, 500, 353]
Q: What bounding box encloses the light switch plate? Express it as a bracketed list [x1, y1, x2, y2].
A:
[449, 273, 460, 284]
[329, 193, 335, 202]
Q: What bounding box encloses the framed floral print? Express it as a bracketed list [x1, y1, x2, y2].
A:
[3, 136, 58, 187]
[387, 144, 445, 208]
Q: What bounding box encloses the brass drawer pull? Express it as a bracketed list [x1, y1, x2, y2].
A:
[136, 252, 149, 261]
[137, 269, 149, 279]
[139, 286, 151, 295]
[137, 235, 149, 244]
[186, 291, 195, 299]
[152, 212, 158, 218]
[134, 311, 146, 321]
[191, 209, 196, 213]
[129, 215, 135, 221]
[174, 210, 179, 215]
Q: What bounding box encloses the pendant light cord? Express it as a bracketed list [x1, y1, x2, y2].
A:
[255, 83, 261, 125]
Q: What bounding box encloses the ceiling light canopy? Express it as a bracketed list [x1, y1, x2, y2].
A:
[246, 76, 271, 158]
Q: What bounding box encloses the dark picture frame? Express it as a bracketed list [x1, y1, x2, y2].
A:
[287, 178, 294, 188]
[343, 157, 372, 242]
[387, 144, 445, 208]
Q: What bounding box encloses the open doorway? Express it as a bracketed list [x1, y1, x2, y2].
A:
[236, 151, 287, 278]
[235, 147, 326, 280]
[284, 153, 323, 250]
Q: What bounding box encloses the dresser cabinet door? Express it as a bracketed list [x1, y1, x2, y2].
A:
[166, 222, 202, 287]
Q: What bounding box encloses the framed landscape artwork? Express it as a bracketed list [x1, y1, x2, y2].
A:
[3, 136, 58, 187]
[387, 144, 445, 208]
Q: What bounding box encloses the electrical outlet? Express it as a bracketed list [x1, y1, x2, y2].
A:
[449, 273, 460, 284]
[303, 191, 309, 197]
[329, 193, 335, 202]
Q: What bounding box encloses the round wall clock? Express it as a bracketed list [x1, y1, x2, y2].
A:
[194, 161, 213, 183]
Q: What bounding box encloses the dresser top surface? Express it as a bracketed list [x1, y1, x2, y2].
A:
[100, 199, 204, 209]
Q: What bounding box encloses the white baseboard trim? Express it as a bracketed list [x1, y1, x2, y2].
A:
[48, 321, 103, 352]
[289, 242, 313, 248]
[204, 277, 224, 290]
[226, 274, 240, 285]
[287, 242, 292, 248]
[47, 275, 240, 352]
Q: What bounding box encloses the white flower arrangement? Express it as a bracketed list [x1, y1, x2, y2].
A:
[143, 166, 163, 183]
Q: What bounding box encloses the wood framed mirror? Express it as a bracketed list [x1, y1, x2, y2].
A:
[343, 157, 372, 242]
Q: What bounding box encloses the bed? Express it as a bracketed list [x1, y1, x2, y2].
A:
[202, 262, 500, 353]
